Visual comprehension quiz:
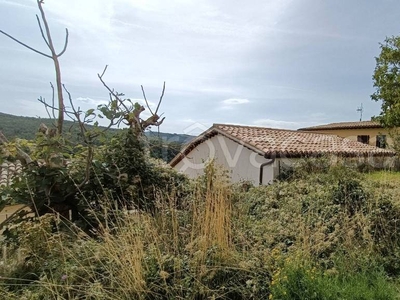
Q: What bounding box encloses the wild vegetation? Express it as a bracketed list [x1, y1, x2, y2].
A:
[1, 160, 400, 299]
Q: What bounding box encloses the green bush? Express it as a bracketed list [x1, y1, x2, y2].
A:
[270, 257, 398, 300]
[1, 129, 188, 231]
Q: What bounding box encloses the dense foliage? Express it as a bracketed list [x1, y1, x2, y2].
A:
[372, 36, 400, 128]
[1, 129, 188, 230]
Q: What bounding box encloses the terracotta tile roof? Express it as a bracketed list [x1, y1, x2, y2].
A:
[170, 123, 395, 167]
[0, 161, 22, 188]
[298, 121, 383, 131]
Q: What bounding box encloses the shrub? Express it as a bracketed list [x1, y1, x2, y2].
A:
[369, 196, 400, 275]
[270, 255, 398, 300]
[1, 129, 189, 232]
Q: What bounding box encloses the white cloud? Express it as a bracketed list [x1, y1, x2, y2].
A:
[219, 98, 250, 111]
[76, 97, 94, 103]
[222, 98, 249, 105]
[253, 118, 302, 130]
[76, 97, 108, 106]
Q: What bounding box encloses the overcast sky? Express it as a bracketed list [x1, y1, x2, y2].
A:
[0, 0, 399, 135]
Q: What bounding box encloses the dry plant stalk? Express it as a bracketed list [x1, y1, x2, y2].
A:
[191, 163, 233, 262]
[202, 175, 232, 252]
[102, 225, 146, 294]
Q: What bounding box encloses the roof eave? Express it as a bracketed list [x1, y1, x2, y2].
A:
[169, 127, 218, 167]
[299, 125, 383, 131]
[265, 151, 395, 159]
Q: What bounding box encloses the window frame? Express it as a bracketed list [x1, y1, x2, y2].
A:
[357, 135, 370, 145]
[376, 134, 387, 148]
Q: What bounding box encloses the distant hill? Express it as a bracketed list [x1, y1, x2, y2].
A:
[0, 112, 194, 144]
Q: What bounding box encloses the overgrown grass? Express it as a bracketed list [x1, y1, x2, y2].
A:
[270, 254, 397, 300]
[366, 170, 400, 183]
[2, 160, 400, 299]
[0, 163, 268, 299]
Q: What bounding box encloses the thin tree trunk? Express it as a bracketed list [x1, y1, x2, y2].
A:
[37, 0, 64, 134]
[53, 57, 64, 134]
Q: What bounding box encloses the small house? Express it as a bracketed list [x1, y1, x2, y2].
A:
[170, 123, 395, 185]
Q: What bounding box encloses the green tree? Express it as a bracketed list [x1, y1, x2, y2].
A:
[372, 36, 400, 127]
[148, 137, 182, 162]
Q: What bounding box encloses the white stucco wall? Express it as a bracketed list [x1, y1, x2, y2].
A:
[174, 134, 275, 185]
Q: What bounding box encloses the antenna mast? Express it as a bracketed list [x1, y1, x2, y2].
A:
[356, 103, 363, 121]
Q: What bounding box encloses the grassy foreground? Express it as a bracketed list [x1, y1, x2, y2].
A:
[1, 161, 400, 299]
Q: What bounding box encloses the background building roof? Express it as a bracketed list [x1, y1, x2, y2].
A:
[299, 121, 382, 131]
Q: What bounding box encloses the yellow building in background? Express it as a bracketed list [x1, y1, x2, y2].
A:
[299, 121, 390, 149]
[0, 204, 29, 224]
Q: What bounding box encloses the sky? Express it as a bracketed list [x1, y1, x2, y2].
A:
[0, 0, 399, 136]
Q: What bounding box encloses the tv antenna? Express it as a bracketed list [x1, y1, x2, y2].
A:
[356, 103, 363, 121]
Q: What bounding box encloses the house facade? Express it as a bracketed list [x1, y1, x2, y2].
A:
[299, 121, 390, 149]
[170, 124, 395, 186]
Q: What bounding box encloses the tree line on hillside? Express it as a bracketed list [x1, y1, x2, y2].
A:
[0, 112, 191, 162]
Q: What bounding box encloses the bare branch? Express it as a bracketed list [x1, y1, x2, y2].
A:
[1, 1, 68, 134]
[99, 65, 108, 78]
[36, 0, 56, 56]
[37, 97, 74, 115]
[97, 66, 130, 112]
[98, 66, 167, 136]
[98, 67, 119, 98]
[155, 81, 166, 114]
[50, 82, 56, 119]
[62, 84, 88, 138]
[0, 29, 52, 59]
[56, 28, 69, 57]
[141, 85, 154, 115]
[38, 84, 57, 128]
[41, 97, 53, 120]
[36, 0, 65, 134]
[36, 14, 50, 49]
